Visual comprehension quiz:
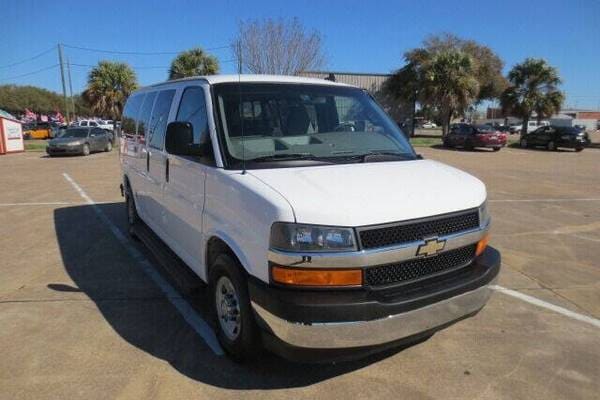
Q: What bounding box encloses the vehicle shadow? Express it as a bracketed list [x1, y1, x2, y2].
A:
[506, 142, 580, 152]
[52, 203, 410, 389]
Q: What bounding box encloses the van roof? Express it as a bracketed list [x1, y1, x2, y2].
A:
[145, 74, 354, 89]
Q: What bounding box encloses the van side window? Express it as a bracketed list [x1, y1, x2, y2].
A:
[122, 94, 143, 136]
[148, 89, 176, 150]
[137, 92, 157, 141]
[176, 87, 209, 145]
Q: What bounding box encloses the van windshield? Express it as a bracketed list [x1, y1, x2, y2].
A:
[212, 83, 416, 168]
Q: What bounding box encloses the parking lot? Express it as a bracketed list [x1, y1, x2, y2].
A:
[1, 146, 599, 399]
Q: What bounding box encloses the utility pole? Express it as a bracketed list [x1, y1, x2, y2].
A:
[66, 57, 76, 120]
[235, 42, 242, 74]
[57, 43, 70, 123]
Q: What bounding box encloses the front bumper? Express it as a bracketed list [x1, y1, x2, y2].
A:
[250, 246, 500, 350]
[46, 145, 83, 155]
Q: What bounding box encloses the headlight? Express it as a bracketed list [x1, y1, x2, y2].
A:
[67, 141, 81, 146]
[270, 222, 357, 252]
[478, 200, 490, 228]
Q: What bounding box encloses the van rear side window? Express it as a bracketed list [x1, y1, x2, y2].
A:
[137, 92, 158, 140]
[122, 94, 144, 136]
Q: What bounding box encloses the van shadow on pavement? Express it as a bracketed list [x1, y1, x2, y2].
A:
[52, 203, 409, 390]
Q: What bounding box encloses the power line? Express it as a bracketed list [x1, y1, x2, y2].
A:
[70, 63, 170, 70]
[0, 46, 55, 69]
[0, 64, 59, 82]
[62, 43, 231, 55]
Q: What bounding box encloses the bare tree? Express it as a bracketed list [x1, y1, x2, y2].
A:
[232, 18, 325, 75]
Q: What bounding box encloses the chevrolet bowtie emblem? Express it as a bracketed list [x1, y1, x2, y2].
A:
[416, 237, 446, 257]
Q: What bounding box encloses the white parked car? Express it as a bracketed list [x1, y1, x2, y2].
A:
[509, 120, 549, 134]
[422, 121, 437, 128]
[77, 119, 114, 131]
[120, 75, 500, 361]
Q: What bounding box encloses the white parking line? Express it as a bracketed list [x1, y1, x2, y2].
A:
[0, 202, 73, 206]
[491, 285, 600, 329]
[490, 198, 600, 203]
[62, 173, 224, 356]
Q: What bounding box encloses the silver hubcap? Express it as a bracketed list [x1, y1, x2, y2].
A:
[215, 276, 241, 340]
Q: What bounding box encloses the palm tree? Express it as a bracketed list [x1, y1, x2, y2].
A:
[168, 48, 219, 80]
[420, 50, 480, 135]
[83, 61, 137, 120]
[500, 58, 564, 136]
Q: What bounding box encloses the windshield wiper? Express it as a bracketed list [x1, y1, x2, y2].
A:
[329, 151, 415, 163]
[249, 153, 331, 163]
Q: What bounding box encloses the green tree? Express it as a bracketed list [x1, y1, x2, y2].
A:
[168, 48, 219, 80]
[420, 50, 480, 134]
[83, 61, 138, 120]
[386, 34, 506, 134]
[500, 58, 564, 136]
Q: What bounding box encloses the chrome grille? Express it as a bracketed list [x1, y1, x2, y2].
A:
[359, 211, 479, 250]
[365, 245, 476, 287]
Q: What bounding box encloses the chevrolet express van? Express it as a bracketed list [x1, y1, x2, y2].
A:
[119, 75, 500, 361]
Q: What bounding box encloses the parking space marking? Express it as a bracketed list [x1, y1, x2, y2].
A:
[0, 202, 74, 206]
[490, 198, 600, 203]
[491, 285, 600, 328]
[62, 173, 224, 356]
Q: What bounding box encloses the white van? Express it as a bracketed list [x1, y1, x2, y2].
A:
[119, 75, 500, 361]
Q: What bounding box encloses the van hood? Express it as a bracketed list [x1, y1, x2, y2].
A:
[249, 160, 486, 227]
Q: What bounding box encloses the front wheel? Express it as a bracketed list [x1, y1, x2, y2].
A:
[105, 141, 113, 152]
[82, 143, 90, 156]
[493, 147, 501, 152]
[209, 254, 260, 361]
[547, 141, 556, 151]
[575, 147, 584, 152]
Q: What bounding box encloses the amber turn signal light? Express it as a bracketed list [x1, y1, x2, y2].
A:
[271, 266, 363, 287]
[475, 233, 490, 257]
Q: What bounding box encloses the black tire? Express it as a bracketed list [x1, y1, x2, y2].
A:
[520, 138, 528, 148]
[105, 141, 113, 152]
[493, 147, 501, 152]
[465, 140, 474, 151]
[125, 184, 139, 239]
[82, 143, 90, 156]
[575, 147, 584, 152]
[547, 141, 556, 151]
[209, 254, 260, 361]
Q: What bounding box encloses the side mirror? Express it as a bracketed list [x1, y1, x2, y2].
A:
[165, 121, 204, 156]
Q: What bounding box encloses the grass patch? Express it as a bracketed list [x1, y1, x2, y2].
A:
[410, 137, 442, 147]
[24, 141, 48, 152]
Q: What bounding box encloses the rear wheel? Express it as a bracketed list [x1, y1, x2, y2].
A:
[575, 147, 584, 152]
[465, 140, 474, 151]
[547, 141, 556, 151]
[105, 141, 113, 152]
[82, 143, 90, 156]
[493, 147, 501, 152]
[209, 254, 260, 361]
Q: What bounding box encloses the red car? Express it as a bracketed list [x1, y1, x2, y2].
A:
[443, 124, 507, 151]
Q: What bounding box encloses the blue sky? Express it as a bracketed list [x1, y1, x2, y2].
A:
[2, 0, 599, 109]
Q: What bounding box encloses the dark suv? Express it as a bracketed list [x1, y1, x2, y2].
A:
[520, 126, 589, 152]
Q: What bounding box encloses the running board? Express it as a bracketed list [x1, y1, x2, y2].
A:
[131, 222, 204, 296]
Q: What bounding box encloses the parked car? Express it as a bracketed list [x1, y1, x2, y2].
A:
[519, 126, 589, 151]
[46, 127, 112, 156]
[120, 75, 500, 361]
[422, 121, 437, 128]
[98, 119, 115, 131]
[444, 123, 507, 151]
[509, 120, 549, 134]
[23, 121, 54, 139]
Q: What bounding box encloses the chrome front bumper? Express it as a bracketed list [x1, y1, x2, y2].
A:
[252, 279, 496, 349]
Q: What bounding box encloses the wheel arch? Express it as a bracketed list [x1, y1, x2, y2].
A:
[204, 234, 251, 282]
